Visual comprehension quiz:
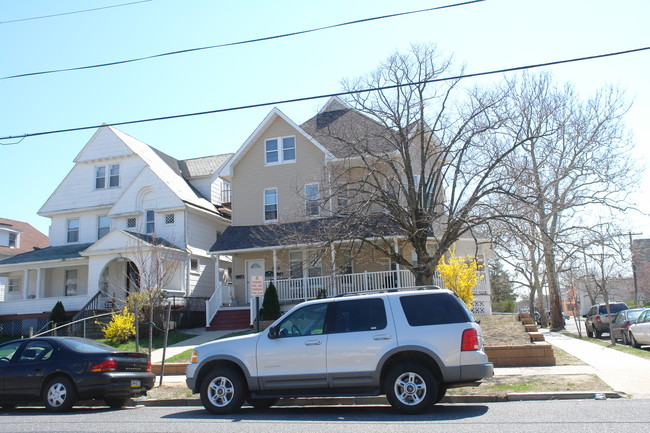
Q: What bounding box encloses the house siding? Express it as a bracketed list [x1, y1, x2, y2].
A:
[232, 117, 327, 226]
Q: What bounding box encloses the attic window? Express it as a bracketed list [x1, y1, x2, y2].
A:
[95, 164, 120, 189]
[126, 218, 136, 228]
[265, 136, 296, 165]
[8, 232, 17, 248]
[165, 214, 175, 225]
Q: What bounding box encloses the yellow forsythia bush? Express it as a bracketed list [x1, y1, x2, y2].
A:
[100, 309, 136, 344]
[436, 245, 483, 309]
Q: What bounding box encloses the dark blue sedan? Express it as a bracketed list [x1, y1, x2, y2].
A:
[0, 336, 155, 411]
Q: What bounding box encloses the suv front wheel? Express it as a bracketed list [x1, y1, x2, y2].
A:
[385, 363, 437, 414]
[200, 367, 246, 414]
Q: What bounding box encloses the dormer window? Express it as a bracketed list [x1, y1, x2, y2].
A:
[95, 163, 120, 189]
[265, 136, 296, 165]
[8, 232, 17, 248]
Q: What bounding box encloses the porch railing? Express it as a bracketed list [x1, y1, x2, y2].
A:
[270, 269, 488, 302]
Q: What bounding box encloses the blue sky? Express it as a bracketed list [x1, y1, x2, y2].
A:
[1, 0, 648, 237]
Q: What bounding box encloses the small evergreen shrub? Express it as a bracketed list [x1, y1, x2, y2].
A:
[49, 301, 68, 325]
[261, 283, 281, 320]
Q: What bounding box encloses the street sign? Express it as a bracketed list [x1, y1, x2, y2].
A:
[250, 275, 265, 297]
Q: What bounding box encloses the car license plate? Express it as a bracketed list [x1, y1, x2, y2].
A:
[131, 379, 141, 388]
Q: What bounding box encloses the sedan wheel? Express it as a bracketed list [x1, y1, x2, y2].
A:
[622, 332, 629, 345]
[630, 333, 641, 349]
[385, 363, 437, 414]
[44, 377, 77, 412]
[200, 367, 246, 414]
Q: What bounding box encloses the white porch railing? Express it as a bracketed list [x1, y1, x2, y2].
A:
[270, 269, 489, 302]
[205, 283, 223, 327]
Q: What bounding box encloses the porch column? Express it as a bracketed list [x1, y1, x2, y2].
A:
[272, 250, 278, 285]
[215, 255, 222, 305]
[394, 238, 401, 288]
[330, 245, 337, 296]
[22, 269, 29, 299]
[35, 268, 42, 299]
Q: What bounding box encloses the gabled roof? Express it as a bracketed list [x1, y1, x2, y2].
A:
[0, 243, 92, 265]
[219, 107, 335, 180]
[0, 218, 48, 256]
[300, 106, 395, 158]
[180, 154, 233, 179]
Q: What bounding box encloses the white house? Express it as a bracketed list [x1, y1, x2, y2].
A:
[0, 126, 232, 336]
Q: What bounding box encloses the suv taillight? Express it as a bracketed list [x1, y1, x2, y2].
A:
[595, 316, 602, 323]
[461, 328, 480, 351]
[90, 359, 117, 372]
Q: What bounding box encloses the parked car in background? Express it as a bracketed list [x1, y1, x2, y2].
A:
[186, 288, 493, 414]
[583, 302, 629, 338]
[0, 337, 154, 411]
[629, 309, 650, 348]
[611, 308, 647, 345]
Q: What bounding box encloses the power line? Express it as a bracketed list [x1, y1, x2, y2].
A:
[0, 0, 152, 25]
[1, 45, 648, 143]
[0, 0, 485, 81]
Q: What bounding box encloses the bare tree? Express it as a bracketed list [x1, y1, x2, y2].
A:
[495, 72, 638, 331]
[285, 44, 534, 286]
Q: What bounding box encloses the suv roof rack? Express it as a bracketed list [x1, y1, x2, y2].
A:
[334, 285, 442, 298]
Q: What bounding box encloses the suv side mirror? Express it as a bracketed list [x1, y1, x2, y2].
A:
[268, 325, 278, 339]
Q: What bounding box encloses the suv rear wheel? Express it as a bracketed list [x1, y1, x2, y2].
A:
[385, 363, 437, 414]
[200, 367, 246, 414]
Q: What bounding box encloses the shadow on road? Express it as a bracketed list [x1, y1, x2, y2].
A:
[161, 404, 489, 421]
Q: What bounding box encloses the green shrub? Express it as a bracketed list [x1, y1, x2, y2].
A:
[49, 301, 68, 325]
[100, 309, 136, 344]
[261, 282, 281, 320]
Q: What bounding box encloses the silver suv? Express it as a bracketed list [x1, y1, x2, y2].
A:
[186, 288, 493, 414]
[583, 302, 629, 338]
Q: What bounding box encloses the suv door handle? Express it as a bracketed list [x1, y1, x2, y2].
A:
[373, 334, 392, 340]
[305, 340, 322, 346]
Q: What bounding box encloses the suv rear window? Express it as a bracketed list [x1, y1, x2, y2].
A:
[400, 293, 471, 326]
[598, 304, 628, 314]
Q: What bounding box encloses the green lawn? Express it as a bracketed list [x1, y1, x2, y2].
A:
[99, 331, 195, 353]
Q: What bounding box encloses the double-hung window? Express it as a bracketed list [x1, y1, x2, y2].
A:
[8, 277, 20, 292]
[95, 164, 120, 189]
[265, 136, 296, 165]
[67, 219, 79, 243]
[305, 183, 320, 217]
[65, 270, 78, 296]
[146, 210, 155, 234]
[98, 216, 110, 239]
[264, 188, 278, 222]
[8, 232, 17, 248]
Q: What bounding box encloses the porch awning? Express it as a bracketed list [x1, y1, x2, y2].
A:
[209, 216, 405, 254]
[0, 243, 93, 266]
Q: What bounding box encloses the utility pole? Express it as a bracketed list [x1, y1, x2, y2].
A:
[629, 232, 641, 307]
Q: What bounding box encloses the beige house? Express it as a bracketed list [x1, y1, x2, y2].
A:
[208, 97, 492, 327]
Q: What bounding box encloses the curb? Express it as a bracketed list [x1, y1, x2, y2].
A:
[133, 391, 625, 407]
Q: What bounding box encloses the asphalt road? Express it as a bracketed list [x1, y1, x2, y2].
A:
[1, 400, 648, 433]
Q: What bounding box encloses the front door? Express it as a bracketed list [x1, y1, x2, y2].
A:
[245, 259, 265, 305]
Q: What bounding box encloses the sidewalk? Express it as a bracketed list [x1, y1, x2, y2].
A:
[542, 329, 650, 398]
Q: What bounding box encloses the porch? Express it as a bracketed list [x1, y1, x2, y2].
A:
[206, 268, 491, 329]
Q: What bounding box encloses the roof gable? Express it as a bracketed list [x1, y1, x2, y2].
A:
[219, 107, 334, 180]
